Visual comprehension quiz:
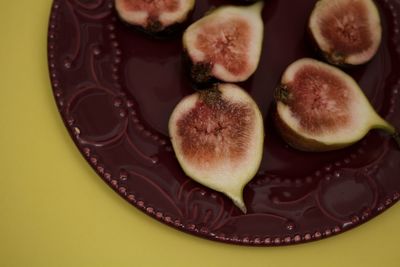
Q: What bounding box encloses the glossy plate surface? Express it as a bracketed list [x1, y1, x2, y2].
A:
[48, 0, 400, 245]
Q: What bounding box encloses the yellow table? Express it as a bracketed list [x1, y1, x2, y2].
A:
[1, 1, 399, 266]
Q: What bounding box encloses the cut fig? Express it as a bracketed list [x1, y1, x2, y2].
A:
[309, 0, 382, 66]
[275, 58, 400, 151]
[169, 84, 264, 212]
[183, 2, 264, 83]
[115, 0, 195, 34]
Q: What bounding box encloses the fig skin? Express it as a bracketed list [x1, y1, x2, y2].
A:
[274, 107, 358, 152]
[183, 2, 264, 84]
[308, 0, 382, 66]
[275, 58, 399, 152]
[115, 0, 195, 36]
[276, 112, 337, 152]
[169, 84, 264, 213]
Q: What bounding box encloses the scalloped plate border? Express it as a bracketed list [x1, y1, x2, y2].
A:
[47, 0, 400, 246]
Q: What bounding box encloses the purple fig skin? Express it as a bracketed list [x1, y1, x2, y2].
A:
[274, 108, 354, 152]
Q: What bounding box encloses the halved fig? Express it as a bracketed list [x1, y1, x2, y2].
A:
[275, 58, 399, 151]
[169, 84, 264, 212]
[115, 0, 195, 34]
[309, 0, 382, 66]
[183, 2, 264, 83]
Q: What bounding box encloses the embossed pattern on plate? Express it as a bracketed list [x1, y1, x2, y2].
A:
[48, 0, 400, 246]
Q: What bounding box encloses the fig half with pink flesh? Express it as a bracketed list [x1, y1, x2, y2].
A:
[309, 0, 382, 66]
[183, 2, 264, 83]
[169, 84, 264, 213]
[115, 0, 195, 34]
[275, 58, 399, 152]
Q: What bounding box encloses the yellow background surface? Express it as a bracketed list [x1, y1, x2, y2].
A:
[1, 1, 399, 266]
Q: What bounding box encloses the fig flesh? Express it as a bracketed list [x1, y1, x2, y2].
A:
[115, 0, 195, 34]
[183, 2, 264, 83]
[169, 84, 264, 212]
[309, 0, 382, 66]
[275, 58, 399, 152]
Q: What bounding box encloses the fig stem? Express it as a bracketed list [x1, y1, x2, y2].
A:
[327, 52, 345, 66]
[392, 131, 400, 149]
[275, 85, 290, 104]
[199, 85, 222, 106]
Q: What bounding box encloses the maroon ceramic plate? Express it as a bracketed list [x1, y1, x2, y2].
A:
[48, 0, 400, 246]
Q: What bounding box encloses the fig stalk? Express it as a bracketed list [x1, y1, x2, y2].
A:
[275, 85, 290, 104]
[393, 132, 400, 148]
[375, 121, 400, 148]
